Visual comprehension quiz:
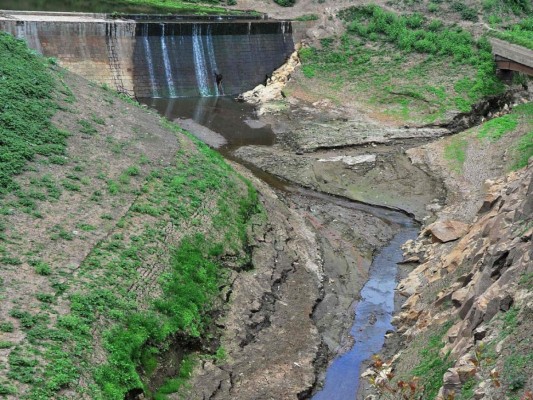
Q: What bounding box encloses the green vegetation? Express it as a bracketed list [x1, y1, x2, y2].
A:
[491, 17, 533, 50]
[451, 2, 479, 21]
[0, 32, 66, 196]
[299, 5, 504, 123]
[1, 104, 260, 399]
[518, 272, 533, 288]
[478, 114, 518, 140]
[78, 119, 98, 136]
[50, 134, 257, 399]
[274, 0, 295, 6]
[444, 101, 532, 173]
[410, 322, 454, 399]
[483, 0, 532, 16]
[445, 136, 468, 172]
[503, 353, 533, 392]
[501, 306, 519, 337]
[507, 136, 528, 167]
[458, 377, 476, 399]
[3, 34, 259, 399]
[500, 103, 532, 170]
[295, 14, 319, 21]
[154, 355, 195, 399]
[30, 260, 52, 276]
[0, 322, 14, 332]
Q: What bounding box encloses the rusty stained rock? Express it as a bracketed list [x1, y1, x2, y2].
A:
[424, 219, 470, 243]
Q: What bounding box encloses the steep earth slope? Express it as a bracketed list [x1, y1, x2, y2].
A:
[0, 32, 323, 400]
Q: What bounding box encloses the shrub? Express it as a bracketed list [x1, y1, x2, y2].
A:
[274, 0, 295, 6]
[452, 2, 479, 21]
[31, 260, 52, 276]
[428, 3, 439, 12]
[296, 14, 319, 21]
[0, 322, 14, 332]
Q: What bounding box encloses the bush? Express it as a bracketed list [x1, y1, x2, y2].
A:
[296, 14, 319, 21]
[274, 0, 295, 6]
[428, 3, 439, 13]
[503, 0, 532, 14]
[451, 2, 479, 21]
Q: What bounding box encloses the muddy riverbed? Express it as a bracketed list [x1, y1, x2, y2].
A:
[140, 95, 444, 399]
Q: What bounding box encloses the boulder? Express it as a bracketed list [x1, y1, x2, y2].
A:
[425, 220, 470, 243]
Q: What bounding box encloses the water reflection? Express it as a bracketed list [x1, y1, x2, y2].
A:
[139, 97, 276, 151]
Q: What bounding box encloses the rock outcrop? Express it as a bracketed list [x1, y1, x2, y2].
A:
[388, 159, 533, 399]
[239, 47, 301, 113]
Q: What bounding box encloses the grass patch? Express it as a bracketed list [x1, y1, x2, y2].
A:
[503, 353, 533, 392]
[0, 322, 14, 332]
[444, 136, 468, 172]
[153, 356, 195, 399]
[14, 122, 261, 399]
[295, 14, 319, 21]
[410, 322, 454, 399]
[512, 129, 533, 170]
[0, 32, 68, 197]
[491, 17, 533, 50]
[30, 260, 52, 276]
[500, 306, 519, 337]
[78, 119, 98, 136]
[478, 114, 518, 140]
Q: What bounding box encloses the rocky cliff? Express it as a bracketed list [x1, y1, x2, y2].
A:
[363, 159, 532, 399]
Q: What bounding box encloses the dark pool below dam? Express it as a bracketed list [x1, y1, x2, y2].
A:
[140, 96, 419, 399]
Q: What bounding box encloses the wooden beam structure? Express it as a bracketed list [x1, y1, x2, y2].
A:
[490, 38, 533, 77]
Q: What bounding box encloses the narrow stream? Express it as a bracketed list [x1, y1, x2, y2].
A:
[312, 226, 418, 399]
[139, 96, 418, 399]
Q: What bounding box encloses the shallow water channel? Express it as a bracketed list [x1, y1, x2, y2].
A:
[140, 96, 419, 399]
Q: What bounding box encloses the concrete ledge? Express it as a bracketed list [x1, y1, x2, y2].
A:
[490, 37, 533, 69]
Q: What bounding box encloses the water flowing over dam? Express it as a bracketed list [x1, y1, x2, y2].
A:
[0, 12, 294, 97]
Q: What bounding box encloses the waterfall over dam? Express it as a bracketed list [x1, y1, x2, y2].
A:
[0, 12, 294, 97]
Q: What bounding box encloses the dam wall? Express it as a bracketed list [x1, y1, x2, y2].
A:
[0, 12, 294, 97]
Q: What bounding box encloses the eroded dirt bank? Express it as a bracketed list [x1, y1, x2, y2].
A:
[179, 164, 407, 399]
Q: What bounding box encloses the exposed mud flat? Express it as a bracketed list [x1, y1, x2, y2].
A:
[234, 101, 446, 221]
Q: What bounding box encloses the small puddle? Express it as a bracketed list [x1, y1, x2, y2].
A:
[141, 96, 418, 399]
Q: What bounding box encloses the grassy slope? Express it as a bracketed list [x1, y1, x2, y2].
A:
[298, 5, 506, 125]
[295, 3, 532, 125]
[0, 32, 259, 399]
[444, 102, 533, 173]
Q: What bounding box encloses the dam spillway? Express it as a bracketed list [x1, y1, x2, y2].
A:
[0, 12, 294, 97]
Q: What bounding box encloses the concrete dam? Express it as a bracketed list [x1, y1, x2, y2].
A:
[0, 12, 295, 97]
